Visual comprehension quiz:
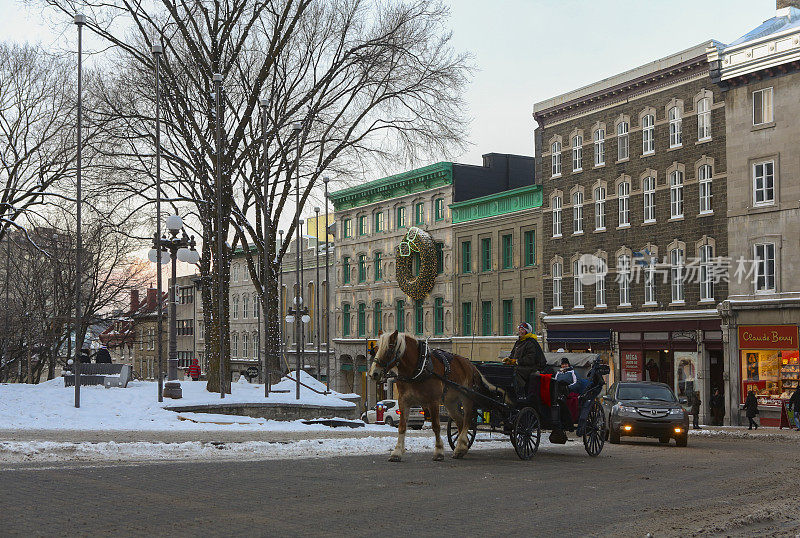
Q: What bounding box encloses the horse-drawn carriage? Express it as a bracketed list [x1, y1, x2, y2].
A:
[444, 358, 609, 460]
[369, 331, 609, 462]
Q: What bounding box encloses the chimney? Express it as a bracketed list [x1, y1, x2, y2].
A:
[778, 0, 800, 10]
[130, 289, 139, 313]
[146, 288, 158, 311]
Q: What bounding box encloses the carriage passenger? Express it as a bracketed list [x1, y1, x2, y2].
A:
[555, 358, 578, 390]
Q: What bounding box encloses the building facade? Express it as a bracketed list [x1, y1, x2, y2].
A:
[451, 184, 542, 361]
[534, 42, 729, 423]
[708, 2, 800, 425]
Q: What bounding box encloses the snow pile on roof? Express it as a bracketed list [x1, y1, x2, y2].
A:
[728, 6, 800, 46]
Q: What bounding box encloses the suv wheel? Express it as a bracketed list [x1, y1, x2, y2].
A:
[675, 434, 688, 447]
[609, 429, 620, 444]
[384, 416, 395, 427]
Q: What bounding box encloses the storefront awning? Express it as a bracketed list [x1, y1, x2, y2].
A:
[547, 330, 611, 343]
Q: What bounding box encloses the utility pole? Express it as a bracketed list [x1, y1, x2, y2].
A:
[73, 13, 86, 408]
[213, 73, 225, 399]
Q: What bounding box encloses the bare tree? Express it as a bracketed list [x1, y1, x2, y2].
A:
[38, 0, 471, 392]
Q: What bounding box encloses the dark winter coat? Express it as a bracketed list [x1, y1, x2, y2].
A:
[789, 388, 800, 413]
[511, 335, 547, 378]
[555, 367, 579, 392]
[95, 348, 112, 364]
[710, 393, 725, 411]
[691, 393, 701, 415]
[745, 393, 759, 418]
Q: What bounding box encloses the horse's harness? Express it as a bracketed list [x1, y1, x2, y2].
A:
[376, 338, 452, 385]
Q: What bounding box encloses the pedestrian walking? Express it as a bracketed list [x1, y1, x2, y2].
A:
[788, 386, 800, 429]
[710, 388, 725, 426]
[188, 358, 201, 381]
[691, 390, 702, 429]
[744, 390, 759, 430]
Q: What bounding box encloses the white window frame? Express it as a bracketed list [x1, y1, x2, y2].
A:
[617, 181, 630, 227]
[753, 242, 776, 293]
[552, 262, 562, 309]
[697, 97, 711, 140]
[573, 259, 584, 308]
[644, 260, 657, 305]
[700, 244, 714, 301]
[552, 196, 562, 238]
[670, 248, 685, 303]
[617, 122, 629, 161]
[699, 164, 713, 214]
[232, 295, 239, 319]
[572, 135, 583, 171]
[670, 170, 684, 219]
[551, 141, 562, 177]
[669, 106, 682, 148]
[593, 129, 605, 166]
[594, 186, 606, 230]
[642, 114, 655, 154]
[618, 255, 631, 306]
[596, 274, 606, 308]
[242, 295, 249, 319]
[753, 87, 774, 126]
[753, 161, 775, 206]
[242, 332, 249, 360]
[643, 176, 656, 222]
[572, 191, 583, 234]
[231, 332, 239, 359]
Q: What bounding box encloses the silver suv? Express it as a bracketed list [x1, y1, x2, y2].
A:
[601, 382, 689, 446]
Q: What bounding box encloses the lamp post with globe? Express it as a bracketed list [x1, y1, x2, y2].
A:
[285, 298, 310, 400]
[149, 214, 200, 399]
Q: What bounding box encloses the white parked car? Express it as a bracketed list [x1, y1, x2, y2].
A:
[361, 399, 425, 429]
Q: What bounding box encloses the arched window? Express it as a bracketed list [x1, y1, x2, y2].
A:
[231, 332, 239, 359]
[552, 262, 562, 309]
[232, 295, 239, 319]
[551, 141, 562, 177]
[669, 107, 682, 147]
[642, 114, 655, 154]
[617, 122, 629, 160]
[242, 295, 249, 319]
[572, 135, 582, 171]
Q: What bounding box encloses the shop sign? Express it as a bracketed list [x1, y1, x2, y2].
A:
[621, 351, 642, 382]
[738, 325, 798, 349]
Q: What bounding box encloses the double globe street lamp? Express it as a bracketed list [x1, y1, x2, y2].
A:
[148, 214, 200, 399]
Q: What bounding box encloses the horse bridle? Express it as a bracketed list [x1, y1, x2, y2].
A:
[374, 339, 403, 382]
[374, 336, 431, 384]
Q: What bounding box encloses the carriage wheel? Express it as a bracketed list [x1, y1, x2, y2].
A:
[446, 417, 476, 451]
[582, 401, 606, 457]
[510, 407, 541, 460]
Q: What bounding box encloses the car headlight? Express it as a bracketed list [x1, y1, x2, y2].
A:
[669, 408, 684, 415]
[618, 405, 637, 414]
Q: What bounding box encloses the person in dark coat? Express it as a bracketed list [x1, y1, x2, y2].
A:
[744, 390, 759, 430]
[79, 349, 91, 364]
[188, 358, 201, 381]
[95, 347, 112, 364]
[511, 322, 548, 396]
[710, 388, 725, 426]
[691, 390, 702, 429]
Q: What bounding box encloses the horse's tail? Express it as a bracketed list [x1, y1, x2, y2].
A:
[474, 367, 514, 406]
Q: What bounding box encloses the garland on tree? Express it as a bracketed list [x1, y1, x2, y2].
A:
[396, 226, 437, 301]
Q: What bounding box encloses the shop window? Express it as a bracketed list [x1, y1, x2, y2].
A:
[740, 325, 798, 404]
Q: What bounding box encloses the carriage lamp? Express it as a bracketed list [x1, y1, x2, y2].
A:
[285, 304, 310, 324]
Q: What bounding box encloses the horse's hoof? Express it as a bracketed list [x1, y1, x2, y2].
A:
[452, 450, 466, 459]
[388, 454, 402, 462]
[432, 453, 444, 461]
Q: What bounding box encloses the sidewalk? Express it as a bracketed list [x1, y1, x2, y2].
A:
[690, 424, 800, 441]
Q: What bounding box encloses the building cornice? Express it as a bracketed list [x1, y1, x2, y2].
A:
[450, 184, 542, 224]
[543, 309, 719, 325]
[330, 162, 453, 211]
[708, 25, 800, 85]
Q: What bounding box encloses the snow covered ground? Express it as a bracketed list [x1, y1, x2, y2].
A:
[0, 371, 363, 432]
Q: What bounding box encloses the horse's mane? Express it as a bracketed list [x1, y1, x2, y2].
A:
[377, 331, 408, 359]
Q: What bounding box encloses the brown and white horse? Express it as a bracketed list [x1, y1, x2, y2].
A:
[368, 330, 507, 462]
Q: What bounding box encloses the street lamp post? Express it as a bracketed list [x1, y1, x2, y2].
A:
[292, 121, 302, 399]
[278, 228, 284, 390]
[213, 73, 225, 399]
[314, 206, 320, 380]
[152, 43, 164, 403]
[259, 98, 269, 395]
[323, 176, 331, 391]
[149, 215, 199, 399]
[73, 13, 86, 408]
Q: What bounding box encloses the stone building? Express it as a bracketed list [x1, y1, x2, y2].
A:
[174, 275, 200, 376]
[330, 153, 535, 406]
[708, 2, 800, 425]
[451, 183, 542, 362]
[534, 42, 729, 421]
[128, 287, 167, 380]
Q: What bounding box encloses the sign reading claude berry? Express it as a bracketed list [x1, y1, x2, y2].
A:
[738, 325, 799, 349]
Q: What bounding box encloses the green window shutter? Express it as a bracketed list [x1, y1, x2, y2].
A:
[358, 254, 366, 282]
[436, 242, 444, 274]
[502, 299, 513, 336]
[342, 303, 350, 337]
[396, 300, 405, 332]
[397, 207, 405, 228]
[374, 301, 382, 336]
[481, 238, 492, 272]
[481, 301, 492, 336]
[374, 252, 382, 281]
[461, 302, 472, 336]
[524, 297, 536, 331]
[414, 300, 424, 335]
[502, 234, 513, 269]
[357, 303, 366, 337]
[415, 203, 424, 225]
[434, 297, 444, 335]
[524, 230, 536, 267]
[342, 256, 350, 284]
[344, 219, 352, 238]
[461, 241, 471, 274]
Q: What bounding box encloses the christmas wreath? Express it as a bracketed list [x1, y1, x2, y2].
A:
[396, 226, 437, 301]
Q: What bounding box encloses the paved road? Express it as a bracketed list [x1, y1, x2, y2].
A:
[2, 435, 799, 537]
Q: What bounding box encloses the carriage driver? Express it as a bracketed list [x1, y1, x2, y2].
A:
[510, 322, 549, 397]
